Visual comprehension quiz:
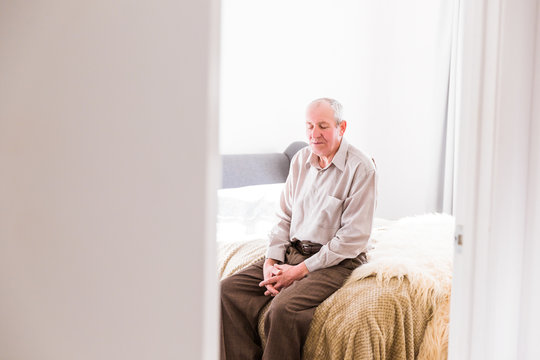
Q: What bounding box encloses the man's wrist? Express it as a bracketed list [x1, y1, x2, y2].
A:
[295, 262, 309, 277]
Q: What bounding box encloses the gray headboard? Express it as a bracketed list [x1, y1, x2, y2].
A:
[221, 141, 308, 188]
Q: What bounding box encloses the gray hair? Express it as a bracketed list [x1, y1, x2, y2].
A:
[308, 98, 344, 125]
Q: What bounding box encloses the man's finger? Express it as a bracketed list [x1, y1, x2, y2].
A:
[274, 264, 291, 271]
[259, 277, 279, 287]
[264, 284, 279, 296]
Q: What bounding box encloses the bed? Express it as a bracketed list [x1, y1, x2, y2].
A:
[218, 142, 453, 360]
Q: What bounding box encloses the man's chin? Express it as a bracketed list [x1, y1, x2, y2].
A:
[309, 145, 326, 157]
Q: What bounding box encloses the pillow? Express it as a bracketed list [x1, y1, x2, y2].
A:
[217, 183, 285, 243]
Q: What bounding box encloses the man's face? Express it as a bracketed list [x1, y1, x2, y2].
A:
[305, 102, 346, 159]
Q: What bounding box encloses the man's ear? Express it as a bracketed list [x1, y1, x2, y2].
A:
[339, 120, 347, 136]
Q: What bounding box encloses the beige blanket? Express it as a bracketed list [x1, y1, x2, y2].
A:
[218, 214, 453, 360]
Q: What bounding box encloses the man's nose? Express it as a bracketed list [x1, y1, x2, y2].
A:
[311, 127, 320, 138]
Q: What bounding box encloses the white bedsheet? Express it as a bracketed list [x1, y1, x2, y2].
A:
[217, 183, 284, 243]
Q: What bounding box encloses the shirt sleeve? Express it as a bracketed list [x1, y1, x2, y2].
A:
[265, 156, 298, 262]
[303, 167, 377, 272]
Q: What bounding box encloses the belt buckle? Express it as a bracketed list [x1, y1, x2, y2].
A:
[292, 240, 317, 256]
[301, 243, 312, 255]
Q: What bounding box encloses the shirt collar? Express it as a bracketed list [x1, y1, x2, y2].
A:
[332, 137, 348, 171]
[306, 137, 348, 172]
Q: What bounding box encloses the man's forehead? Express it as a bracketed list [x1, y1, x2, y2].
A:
[305, 119, 333, 124]
[306, 110, 335, 123]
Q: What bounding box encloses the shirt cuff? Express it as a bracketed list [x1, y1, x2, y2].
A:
[303, 255, 323, 273]
[266, 245, 287, 263]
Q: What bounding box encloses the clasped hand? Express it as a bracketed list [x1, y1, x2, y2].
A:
[259, 259, 309, 296]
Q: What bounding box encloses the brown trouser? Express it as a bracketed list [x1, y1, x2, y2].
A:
[220, 245, 366, 360]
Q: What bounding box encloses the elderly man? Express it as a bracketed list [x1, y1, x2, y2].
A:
[220, 98, 377, 360]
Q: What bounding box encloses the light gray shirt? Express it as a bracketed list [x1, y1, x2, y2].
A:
[266, 138, 377, 272]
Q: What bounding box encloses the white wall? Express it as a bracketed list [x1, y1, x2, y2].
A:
[0, 1, 219, 359]
[220, 0, 457, 219]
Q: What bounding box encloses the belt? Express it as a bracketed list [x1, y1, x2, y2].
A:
[291, 240, 323, 256]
